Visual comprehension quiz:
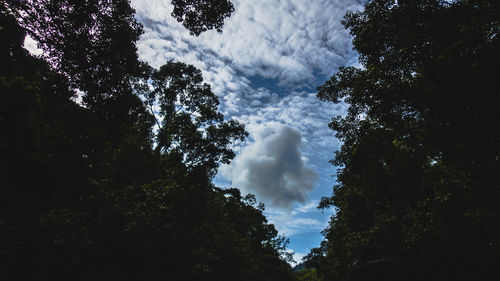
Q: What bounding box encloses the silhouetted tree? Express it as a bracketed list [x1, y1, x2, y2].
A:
[171, 0, 235, 35]
[310, 0, 500, 280]
[147, 61, 247, 177]
[1, 1, 295, 280]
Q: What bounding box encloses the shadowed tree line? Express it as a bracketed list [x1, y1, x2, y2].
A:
[2, 0, 499, 280]
[1, 1, 297, 280]
[304, 0, 500, 281]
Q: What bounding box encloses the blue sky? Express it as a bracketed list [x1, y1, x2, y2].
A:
[130, 0, 364, 264]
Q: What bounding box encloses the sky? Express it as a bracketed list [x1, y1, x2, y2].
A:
[22, 0, 366, 264]
[127, 0, 364, 264]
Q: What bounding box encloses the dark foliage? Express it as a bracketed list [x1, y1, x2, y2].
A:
[0, 1, 294, 280]
[308, 0, 500, 280]
[171, 0, 235, 36]
[10, 0, 144, 108]
[147, 61, 247, 177]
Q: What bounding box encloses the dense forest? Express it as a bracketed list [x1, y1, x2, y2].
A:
[1, 0, 499, 281]
[305, 0, 500, 281]
[1, 0, 295, 280]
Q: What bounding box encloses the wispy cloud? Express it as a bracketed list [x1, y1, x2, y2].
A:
[292, 200, 320, 215]
[264, 207, 328, 237]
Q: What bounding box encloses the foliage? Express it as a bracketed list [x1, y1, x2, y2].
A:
[9, 0, 144, 108]
[295, 268, 320, 281]
[0, 1, 293, 280]
[309, 0, 500, 280]
[146, 61, 247, 177]
[171, 0, 235, 36]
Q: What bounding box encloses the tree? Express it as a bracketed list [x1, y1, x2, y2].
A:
[7, 0, 235, 104]
[295, 268, 320, 281]
[5, 0, 237, 181]
[311, 0, 500, 280]
[1, 1, 296, 280]
[3, 0, 240, 184]
[171, 0, 235, 36]
[145, 61, 247, 177]
[0, 7, 102, 279]
[7, 0, 143, 107]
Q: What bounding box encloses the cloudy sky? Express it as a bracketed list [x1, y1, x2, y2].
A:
[130, 0, 364, 263]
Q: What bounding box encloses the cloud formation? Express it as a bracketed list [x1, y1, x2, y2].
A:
[132, 0, 363, 89]
[132, 0, 352, 172]
[223, 123, 317, 208]
[264, 205, 331, 236]
[131, 0, 360, 253]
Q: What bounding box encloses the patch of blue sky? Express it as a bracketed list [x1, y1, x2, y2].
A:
[247, 75, 289, 97]
[246, 68, 328, 99]
[288, 231, 324, 258]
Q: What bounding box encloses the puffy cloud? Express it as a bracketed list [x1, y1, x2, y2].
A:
[223, 123, 317, 208]
[131, 0, 363, 92]
[197, 0, 362, 83]
[232, 90, 346, 185]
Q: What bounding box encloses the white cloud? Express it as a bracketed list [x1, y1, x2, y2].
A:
[292, 252, 306, 265]
[292, 200, 320, 215]
[222, 123, 317, 208]
[286, 218, 323, 228]
[132, 0, 363, 90]
[264, 207, 327, 236]
[23, 35, 43, 56]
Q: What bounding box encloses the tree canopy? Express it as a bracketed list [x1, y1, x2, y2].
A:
[171, 0, 235, 36]
[307, 0, 500, 280]
[0, 1, 296, 280]
[147, 61, 246, 177]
